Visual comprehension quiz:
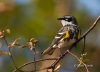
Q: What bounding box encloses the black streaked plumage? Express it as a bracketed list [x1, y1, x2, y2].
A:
[41, 15, 81, 55]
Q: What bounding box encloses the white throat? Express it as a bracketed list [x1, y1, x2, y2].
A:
[61, 20, 73, 26]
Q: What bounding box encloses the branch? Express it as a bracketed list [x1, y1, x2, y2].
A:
[50, 16, 100, 69]
[3, 37, 17, 69]
[13, 58, 57, 72]
[67, 50, 89, 72]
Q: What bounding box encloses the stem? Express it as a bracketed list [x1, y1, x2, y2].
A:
[3, 37, 17, 69]
[13, 58, 57, 72]
[67, 50, 89, 72]
[33, 48, 36, 71]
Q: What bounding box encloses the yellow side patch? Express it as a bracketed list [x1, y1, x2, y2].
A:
[78, 30, 81, 38]
[63, 31, 70, 39]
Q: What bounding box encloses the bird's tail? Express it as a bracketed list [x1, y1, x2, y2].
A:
[41, 47, 56, 55]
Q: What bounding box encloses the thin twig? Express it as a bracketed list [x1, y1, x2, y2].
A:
[82, 37, 86, 55]
[3, 37, 17, 69]
[67, 50, 89, 72]
[82, 36, 86, 60]
[13, 58, 58, 72]
[33, 47, 36, 71]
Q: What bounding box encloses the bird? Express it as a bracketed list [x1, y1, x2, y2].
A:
[41, 15, 81, 55]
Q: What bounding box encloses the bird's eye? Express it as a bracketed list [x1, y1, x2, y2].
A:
[68, 18, 72, 22]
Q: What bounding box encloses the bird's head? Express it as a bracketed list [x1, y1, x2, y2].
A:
[57, 15, 78, 26]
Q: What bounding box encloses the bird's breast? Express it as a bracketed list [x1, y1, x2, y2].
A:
[58, 38, 76, 48]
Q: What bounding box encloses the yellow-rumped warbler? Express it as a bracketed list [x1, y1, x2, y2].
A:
[41, 15, 81, 55]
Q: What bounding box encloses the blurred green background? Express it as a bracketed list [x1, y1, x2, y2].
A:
[0, 0, 100, 72]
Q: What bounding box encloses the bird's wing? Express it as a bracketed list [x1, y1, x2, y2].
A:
[49, 26, 67, 48]
[50, 25, 80, 47]
[41, 27, 66, 55]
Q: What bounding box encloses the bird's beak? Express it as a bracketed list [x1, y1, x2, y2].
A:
[57, 17, 64, 20]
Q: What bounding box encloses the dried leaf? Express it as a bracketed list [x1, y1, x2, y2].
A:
[5, 29, 10, 34]
[81, 53, 87, 56]
[27, 38, 38, 50]
[0, 30, 4, 38]
[12, 38, 20, 46]
[2, 51, 11, 56]
[27, 42, 34, 50]
[14, 43, 21, 46]
[79, 58, 83, 65]
[0, 50, 11, 56]
[28, 42, 33, 46]
[19, 45, 27, 48]
[30, 38, 34, 41]
[30, 38, 38, 43]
